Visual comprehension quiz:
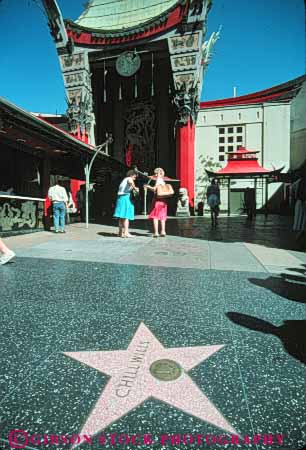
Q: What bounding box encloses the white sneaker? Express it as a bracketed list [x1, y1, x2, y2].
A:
[0, 250, 16, 265]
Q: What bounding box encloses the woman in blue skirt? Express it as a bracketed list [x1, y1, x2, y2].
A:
[114, 170, 139, 237]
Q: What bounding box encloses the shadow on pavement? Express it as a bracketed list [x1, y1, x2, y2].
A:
[97, 231, 151, 238]
[226, 312, 306, 365]
[94, 215, 306, 253]
[248, 264, 306, 304]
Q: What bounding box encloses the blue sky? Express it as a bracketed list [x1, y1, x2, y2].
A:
[0, 0, 304, 113]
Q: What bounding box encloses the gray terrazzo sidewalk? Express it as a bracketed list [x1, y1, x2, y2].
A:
[1, 215, 305, 450]
[4, 216, 305, 274]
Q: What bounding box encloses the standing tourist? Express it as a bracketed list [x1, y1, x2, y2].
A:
[0, 238, 15, 265]
[76, 184, 86, 222]
[292, 174, 306, 238]
[48, 180, 69, 233]
[244, 187, 256, 220]
[206, 179, 220, 228]
[114, 170, 139, 238]
[145, 168, 168, 237]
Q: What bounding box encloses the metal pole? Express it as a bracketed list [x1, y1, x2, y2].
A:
[265, 178, 269, 218]
[85, 164, 89, 229]
[84, 134, 113, 229]
[144, 188, 147, 216]
[227, 178, 231, 216]
[135, 169, 152, 217]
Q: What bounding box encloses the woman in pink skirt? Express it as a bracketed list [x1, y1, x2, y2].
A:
[145, 167, 168, 237]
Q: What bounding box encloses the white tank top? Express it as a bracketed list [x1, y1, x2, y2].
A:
[117, 177, 132, 195]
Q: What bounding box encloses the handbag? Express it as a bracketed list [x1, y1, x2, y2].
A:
[131, 187, 139, 197]
[156, 183, 174, 199]
[130, 188, 139, 203]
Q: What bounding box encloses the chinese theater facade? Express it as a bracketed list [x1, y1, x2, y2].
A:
[42, 0, 215, 208]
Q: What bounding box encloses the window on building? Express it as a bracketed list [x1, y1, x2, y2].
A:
[219, 155, 225, 161]
[217, 125, 245, 157]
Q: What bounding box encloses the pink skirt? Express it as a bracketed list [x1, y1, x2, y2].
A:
[148, 199, 167, 221]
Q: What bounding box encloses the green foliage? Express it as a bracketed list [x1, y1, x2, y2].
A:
[196, 155, 222, 199]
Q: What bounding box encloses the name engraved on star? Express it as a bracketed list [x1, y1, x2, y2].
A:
[115, 341, 150, 398]
[63, 323, 242, 445]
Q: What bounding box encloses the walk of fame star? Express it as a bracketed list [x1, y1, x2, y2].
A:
[64, 323, 237, 446]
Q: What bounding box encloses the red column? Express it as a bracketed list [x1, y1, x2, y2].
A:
[176, 118, 195, 208]
[70, 179, 85, 205]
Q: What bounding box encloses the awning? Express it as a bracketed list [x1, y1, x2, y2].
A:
[0, 96, 126, 183]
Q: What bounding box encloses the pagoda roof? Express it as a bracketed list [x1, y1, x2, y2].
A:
[65, 0, 188, 45]
[74, 0, 181, 31]
[205, 148, 284, 179]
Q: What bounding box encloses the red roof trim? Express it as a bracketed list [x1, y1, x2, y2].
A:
[200, 75, 306, 109]
[217, 160, 270, 175]
[66, 5, 185, 46]
[200, 90, 292, 109]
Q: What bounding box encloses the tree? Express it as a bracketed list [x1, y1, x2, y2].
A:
[196, 155, 222, 201]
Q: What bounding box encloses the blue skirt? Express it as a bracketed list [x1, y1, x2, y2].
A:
[113, 194, 135, 220]
[207, 194, 219, 208]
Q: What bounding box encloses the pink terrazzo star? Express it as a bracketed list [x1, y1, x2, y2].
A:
[64, 323, 237, 446]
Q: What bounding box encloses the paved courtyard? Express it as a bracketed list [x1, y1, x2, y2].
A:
[0, 216, 305, 450]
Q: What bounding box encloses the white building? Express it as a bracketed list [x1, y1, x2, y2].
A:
[195, 75, 306, 213]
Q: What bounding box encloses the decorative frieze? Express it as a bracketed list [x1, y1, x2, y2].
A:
[171, 53, 199, 72]
[173, 72, 196, 91]
[59, 52, 88, 72]
[168, 30, 203, 126]
[168, 32, 201, 54]
[0, 199, 44, 232]
[58, 49, 95, 143]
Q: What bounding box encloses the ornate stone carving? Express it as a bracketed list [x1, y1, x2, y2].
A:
[0, 201, 42, 231]
[176, 188, 190, 217]
[66, 95, 80, 135]
[201, 27, 221, 66]
[168, 32, 201, 54]
[190, 0, 203, 15]
[173, 72, 196, 91]
[66, 92, 94, 136]
[59, 53, 86, 71]
[172, 54, 197, 71]
[41, 0, 68, 48]
[173, 87, 199, 126]
[168, 32, 202, 127]
[124, 100, 156, 172]
[0, 115, 4, 132]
